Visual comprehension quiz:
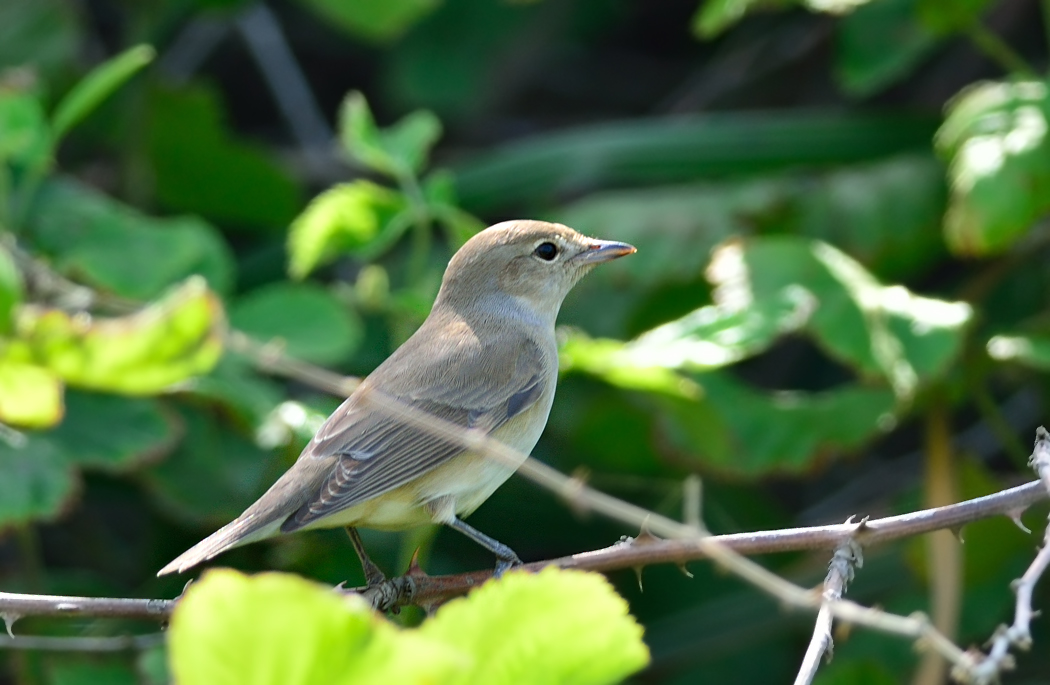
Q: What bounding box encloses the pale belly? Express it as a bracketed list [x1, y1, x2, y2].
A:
[300, 389, 554, 531]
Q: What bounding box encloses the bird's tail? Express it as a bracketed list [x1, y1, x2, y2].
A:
[156, 514, 283, 576]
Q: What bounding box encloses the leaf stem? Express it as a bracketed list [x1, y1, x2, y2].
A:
[966, 23, 1036, 76]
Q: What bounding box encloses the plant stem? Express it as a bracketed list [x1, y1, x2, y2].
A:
[967, 23, 1036, 76]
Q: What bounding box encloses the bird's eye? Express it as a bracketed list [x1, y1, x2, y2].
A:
[534, 242, 558, 261]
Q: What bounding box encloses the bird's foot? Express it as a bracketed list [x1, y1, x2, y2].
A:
[493, 552, 523, 579]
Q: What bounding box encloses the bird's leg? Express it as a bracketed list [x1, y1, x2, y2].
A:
[446, 516, 522, 578]
[345, 527, 387, 587]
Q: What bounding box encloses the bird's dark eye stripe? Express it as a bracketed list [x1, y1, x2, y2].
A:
[534, 242, 558, 261]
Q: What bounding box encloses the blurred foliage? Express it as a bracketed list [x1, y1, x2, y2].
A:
[2, 0, 1050, 683]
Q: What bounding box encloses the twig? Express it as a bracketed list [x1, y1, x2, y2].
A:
[795, 538, 863, 685]
[0, 479, 1043, 625]
[963, 427, 1050, 684]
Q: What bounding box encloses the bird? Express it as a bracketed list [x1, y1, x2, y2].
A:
[158, 220, 636, 582]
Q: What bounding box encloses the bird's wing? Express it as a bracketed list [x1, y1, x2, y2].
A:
[280, 334, 548, 532]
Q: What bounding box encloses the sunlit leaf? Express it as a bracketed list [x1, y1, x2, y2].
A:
[168, 570, 464, 685]
[339, 91, 442, 177]
[986, 332, 1050, 370]
[287, 180, 408, 279]
[292, 0, 440, 42]
[0, 355, 63, 428]
[27, 178, 236, 298]
[936, 80, 1050, 255]
[51, 44, 155, 142]
[16, 277, 225, 394]
[421, 568, 649, 685]
[230, 282, 362, 366]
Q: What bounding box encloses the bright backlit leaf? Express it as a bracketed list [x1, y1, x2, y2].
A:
[0, 355, 63, 428]
[230, 282, 362, 366]
[16, 277, 224, 394]
[421, 568, 649, 685]
[936, 80, 1050, 255]
[287, 180, 408, 279]
[168, 568, 646, 685]
[168, 570, 463, 685]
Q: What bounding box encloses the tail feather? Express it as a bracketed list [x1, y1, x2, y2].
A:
[157, 515, 283, 576]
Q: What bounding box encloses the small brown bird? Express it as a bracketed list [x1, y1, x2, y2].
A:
[158, 220, 635, 581]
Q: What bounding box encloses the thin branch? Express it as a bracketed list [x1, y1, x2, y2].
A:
[0, 479, 1043, 626]
[795, 538, 863, 685]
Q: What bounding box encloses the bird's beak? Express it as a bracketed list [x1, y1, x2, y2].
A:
[573, 239, 637, 265]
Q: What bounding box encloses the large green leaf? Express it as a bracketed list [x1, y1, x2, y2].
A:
[292, 0, 440, 42]
[168, 570, 463, 685]
[287, 180, 408, 279]
[0, 433, 73, 527]
[146, 85, 301, 229]
[338, 92, 442, 177]
[48, 391, 178, 471]
[230, 282, 362, 366]
[51, 44, 154, 142]
[657, 372, 896, 476]
[835, 0, 938, 97]
[141, 405, 283, 525]
[456, 112, 939, 213]
[421, 568, 649, 685]
[27, 178, 236, 298]
[936, 80, 1050, 255]
[16, 277, 225, 394]
[168, 568, 647, 685]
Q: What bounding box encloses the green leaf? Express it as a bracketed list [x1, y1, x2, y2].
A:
[146, 85, 301, 229]
[27, 178, 236, 298]
[339, 92, 442, 177]
[0, 0, 79, 83]
[658, 372, 897, 476]
[168, 570, 464, 685]
[935, 80, 1050, 255]
[51, 44, 155, 142]
[0, 86, 51, 169]
[915, 0, 992, 34]
[456, 112, 939, 213]
[835, 0, 938, 97]
[424, 170, 484, 248]
[0, 433, 74, 527]
[421, 568, 649, 685]
[0, 354, 63, 428]
[16, 276, 225, 394]
[230, 282, 362, 366]
[292, 0, 440, 42]
[48, 391, 178, 471]
[0, 243, 23, 334]
[141, 405, 282, 525]
[47, 659, 139, 685]
[287, 180, 408, 279]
